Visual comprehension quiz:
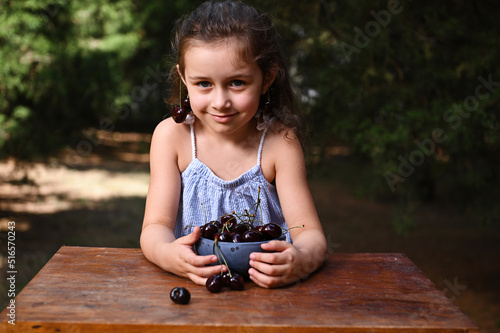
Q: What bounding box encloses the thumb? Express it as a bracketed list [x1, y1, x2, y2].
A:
[261, 239, 291, 252]
[177, 226, 201, 246]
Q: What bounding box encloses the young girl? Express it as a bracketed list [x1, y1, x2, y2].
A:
[140, 0, 327, 289]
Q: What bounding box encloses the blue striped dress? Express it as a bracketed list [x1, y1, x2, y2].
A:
[174, 124, 291, 242]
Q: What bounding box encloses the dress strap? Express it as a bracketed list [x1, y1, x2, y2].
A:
[190, 123, 197, 159]
[257, 126, 269, 167]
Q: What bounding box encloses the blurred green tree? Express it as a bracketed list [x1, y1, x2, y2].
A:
[0, 0, 193, 161]
[250, 0, 500, 229]
[1, 0, 136, 159]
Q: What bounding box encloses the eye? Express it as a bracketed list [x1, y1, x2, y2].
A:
[231, 80, 245, 87]
[197, 81, 211, 88]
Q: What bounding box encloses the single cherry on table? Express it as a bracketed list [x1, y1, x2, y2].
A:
[170, 287, 191, 305]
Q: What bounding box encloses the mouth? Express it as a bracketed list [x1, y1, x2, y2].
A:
[209, 113, 237, 123]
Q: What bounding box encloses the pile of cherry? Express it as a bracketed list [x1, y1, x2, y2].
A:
[199, 213, 285, 293]
[200, 213, 284, 243]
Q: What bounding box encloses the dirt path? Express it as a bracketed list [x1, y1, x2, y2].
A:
[0, 131, 498, 331]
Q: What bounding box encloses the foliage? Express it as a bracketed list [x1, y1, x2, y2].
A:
[0, 0, 193, 160]
[0, 0, 136, 159]
[1, 0, 499, 229]
[252, 0, 500, 229]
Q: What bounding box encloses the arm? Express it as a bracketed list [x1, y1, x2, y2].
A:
[248, 130, 327, 288]
[140, 119, 224, 285]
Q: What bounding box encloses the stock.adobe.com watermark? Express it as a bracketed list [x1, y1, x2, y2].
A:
[409, 276, 467, 323]
[5, 221, 17, 325]
[385, 74, 499, 192]
[337, 0, 406, 64]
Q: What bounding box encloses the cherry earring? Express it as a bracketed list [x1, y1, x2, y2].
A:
[256, 89, 275, 131]
[171, 79, 194, 124]
[183, 96, 195, 124]
[262, 90, 274, 115]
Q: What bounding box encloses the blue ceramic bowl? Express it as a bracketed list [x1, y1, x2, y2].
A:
[194, 235, 285, 279]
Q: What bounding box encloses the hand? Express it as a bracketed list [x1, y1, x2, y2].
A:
[248, 240, 309, 288]
[156, 227, 226, 286]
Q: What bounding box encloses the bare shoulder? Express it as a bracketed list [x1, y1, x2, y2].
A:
[265, 127, 303, 157]
[151, 118, 182, 151]
[261, 127, 305, 182]
[152, 117, 188, 137]
[150, 117, 192, 171]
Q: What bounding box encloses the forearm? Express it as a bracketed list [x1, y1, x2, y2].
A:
[292, 229, 328, 278]
[140, 222, 176, 268]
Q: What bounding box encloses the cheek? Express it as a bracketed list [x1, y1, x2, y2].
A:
[186, 92, 207, 113]
[236, 94, 261, 113]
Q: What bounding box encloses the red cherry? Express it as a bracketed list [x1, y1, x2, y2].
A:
[221, 214, 235, 224]
[228, 273, 245, 291]
[172, 105, 187, 123]
[231, 232, 243, 243]
[221, 214, 237, 232]
[261, 223, 282, 240]
[202, 223, 218, 240]
[181, 97, 191, 111]
[210, 220, 222, 229]
[243, 230, 263, 242]
[206, 274, 224, 293]
[254, 225, 264, 233]
[262, 100, 274, 114]
[215, 232, 232, 242]
[170, 287, 191, 304]
[233, 223, 250, 235]
[221, 271, 231, 287]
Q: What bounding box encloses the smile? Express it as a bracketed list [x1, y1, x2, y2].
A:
[209, 113, 237, 123]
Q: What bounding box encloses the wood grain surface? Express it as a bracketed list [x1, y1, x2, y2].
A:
[0, 246, 478, 332]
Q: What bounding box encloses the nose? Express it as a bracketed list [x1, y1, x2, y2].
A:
[211, 87, 231, 111]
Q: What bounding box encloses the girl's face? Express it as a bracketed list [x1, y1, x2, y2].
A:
[180, 41, 271, 136]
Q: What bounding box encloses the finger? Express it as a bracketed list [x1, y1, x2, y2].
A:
[186, 253, 219, 267]
[249, 258, 286, 276]
[187, 265, 227, 286]
[249, 266, 297, 289]
[187, 272, 208, 286]
[250, 251, 288, 265]
[248, 267, 275, 288]
[184, 253, 226, 275]
[177, 226, 202, 246]
[194, 264, 227, 278]
[260, 240, 291, 252]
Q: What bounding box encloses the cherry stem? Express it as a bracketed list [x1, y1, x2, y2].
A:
[179, 77, 182, 106]
[201, 203, 208, 225]
[213, 240, 232, 278]
[247, 186, 262, 226]
[213, 241, 223, 276]
[283, 224, 305, 234]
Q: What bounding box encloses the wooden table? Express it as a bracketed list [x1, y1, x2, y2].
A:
[1, 246, 478, 332]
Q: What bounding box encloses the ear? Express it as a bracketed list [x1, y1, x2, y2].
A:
[262, 69, 277, 94]
[177, 64, 186, 84]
